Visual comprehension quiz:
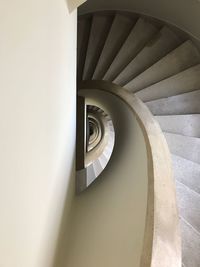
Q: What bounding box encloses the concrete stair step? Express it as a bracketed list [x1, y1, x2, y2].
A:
[164, 132, 200, 164]
[86, 163, 96, 186]
[155, 114, 200, 137]
[146, 89, 200, 115]
[180, 218, 200, 267]
[77, 17, 92, 81]
[176, 181, 200, 233]
[98, 153, 107, 168]
[126, 40, 200, 92]
[103, 145, 112, 158]
[172, 154, 200, 194]
[103, 18, 158, 82]
[136, 64, 200, 102]
[92, 13, 134, 80]
[109, 130, 115, 138]
[108, 136, 115, 147]
[114, 26, 182, 86]
[93, 159, 103, 177]
[83, 14, 113, 80]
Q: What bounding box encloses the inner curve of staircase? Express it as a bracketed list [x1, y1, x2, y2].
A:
[77, 11, 200, 267]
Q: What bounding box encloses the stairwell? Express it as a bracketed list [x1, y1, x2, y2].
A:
[78, 11, 200, 267]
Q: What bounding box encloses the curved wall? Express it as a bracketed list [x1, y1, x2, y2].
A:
[79, 0, 200, 41]
[54, 89, 148, 267]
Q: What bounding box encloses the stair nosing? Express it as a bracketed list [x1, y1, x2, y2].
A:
[161, 129, 200, 138]
[171, 152, 200, 166]
[164, 131, 200, 140]
[171, 153, 200, 167]
[93, 13, 135, 80]
[180, 215, 200, 238]
[155, 113, 200, 117]
[105, 19, 160, 82]
[143, 88, 200, 104]
[176, 180, 200, 200]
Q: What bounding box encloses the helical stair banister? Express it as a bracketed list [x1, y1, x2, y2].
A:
[79, 80, 181, 267]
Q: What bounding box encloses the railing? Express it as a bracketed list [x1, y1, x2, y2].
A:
[79, 80, 181, 267]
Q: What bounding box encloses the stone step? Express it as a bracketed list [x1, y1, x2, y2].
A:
[136, 64, 200, 102]
[164, 132, 200, 164]
[77, 17, 92, 81]
[86, 163, 96, 186]
[172, 154, 200, 194]
[93, 159, 103, 177]
[176, 181, 200, 233]
[103, 18, 158, 82]
[180, 218, 200, 267]
[92, 13, 134, 80]
[126, 40, 200, 92]
[83, 14, 114, 80]
[98, 153, 108, 168]
[146, 90, 200, 115]
[114, 26, 182, 86]
[155, 114, 200, 137]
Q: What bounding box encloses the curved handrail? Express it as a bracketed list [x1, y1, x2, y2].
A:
[79, 80, 181, 267]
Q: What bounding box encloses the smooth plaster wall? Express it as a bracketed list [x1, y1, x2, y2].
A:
[59, 89, 148, 267]
[79, 0, 200, 42]
[0, 1, 77, 266]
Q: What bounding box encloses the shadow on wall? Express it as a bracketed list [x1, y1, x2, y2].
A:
[51, 162, 76, 267]
[66, 0, 87, 13]
[51, 89, 148, 267]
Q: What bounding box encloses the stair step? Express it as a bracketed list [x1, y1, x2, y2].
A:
[146, 89, 200, 115]
[114, 26, 182, 86]
[109, 130, 115, 139]
[108, 136, 115, 147]
[77, 17, 92, 81]
[98, 153, 108, 168]
[83, 14, 113, 80]
[103, 146, 112, 158]
[126, 40, 200, 92]
[86, 163, 96, 186]
[176, 181, 200, 233]
[92, 14, 135, 80]
[155, 115, 200, 137]
[172, 154, 200, 194]
[103, 18, 158, 82]
[136, 64, 200, 102]
[93, 159, 103, 177]
[180, 218, 200, 267]
[164, 132, 200, 164]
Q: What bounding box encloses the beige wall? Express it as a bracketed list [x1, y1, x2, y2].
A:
[0, 1, 77, 266]
[79, 0, 200, 41]
[59, 89, 148, 267]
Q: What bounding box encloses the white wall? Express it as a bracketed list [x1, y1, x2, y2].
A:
[79, 0, 200, 41]
[0, 1, 77, 266]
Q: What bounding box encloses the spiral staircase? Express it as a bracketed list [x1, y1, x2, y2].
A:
[76, 103, 115, 192]
[77, 11, 200, 267]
